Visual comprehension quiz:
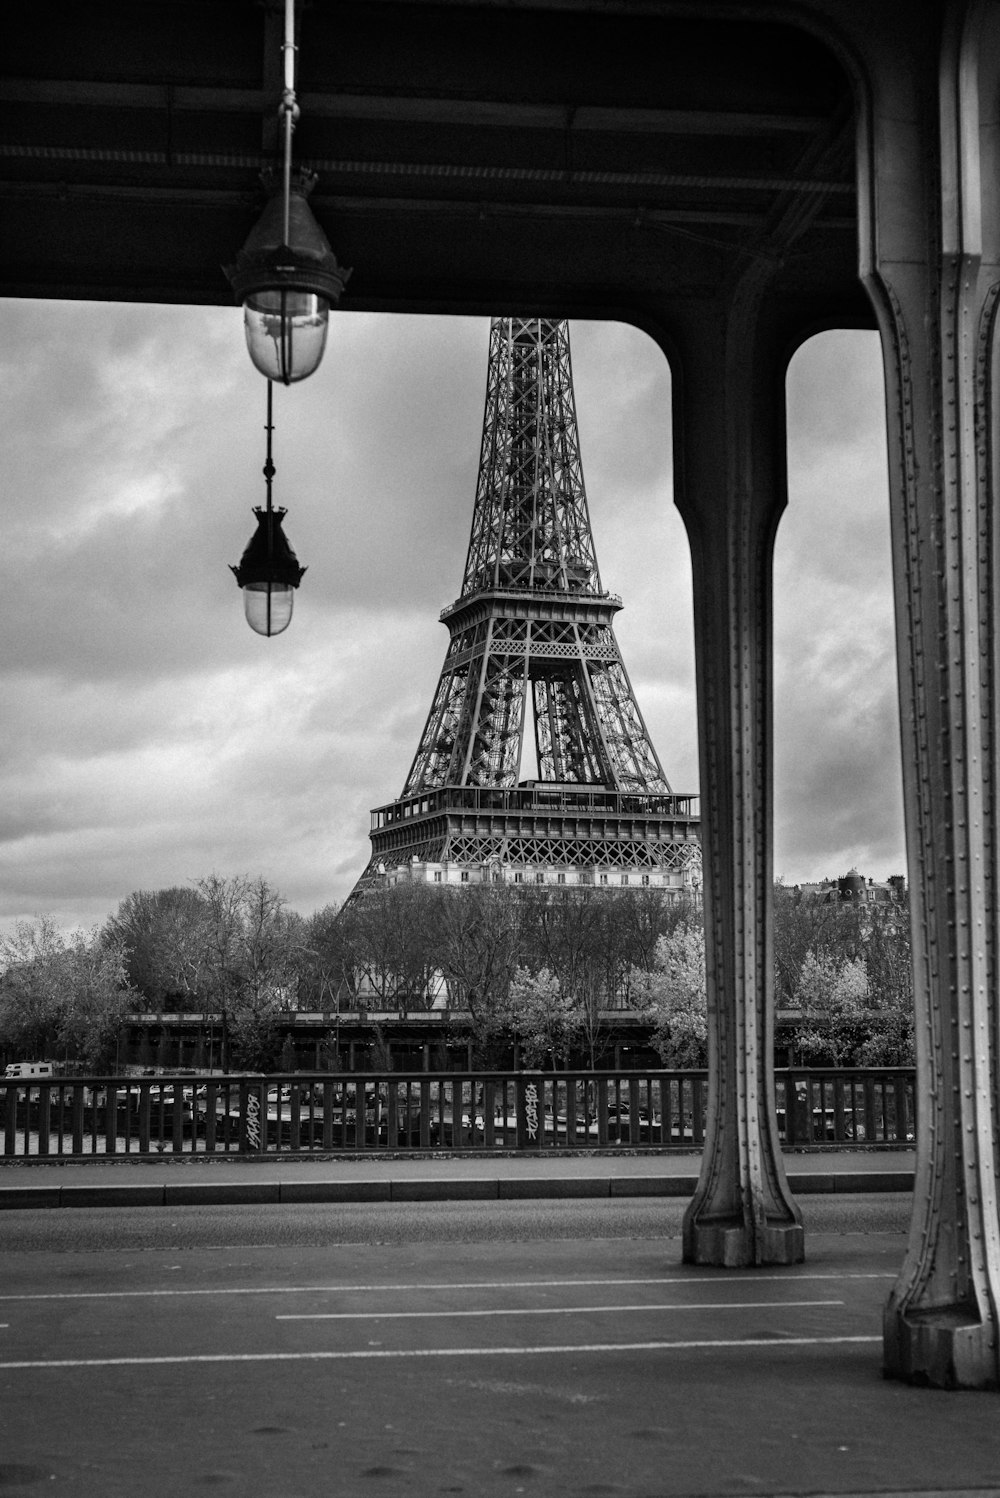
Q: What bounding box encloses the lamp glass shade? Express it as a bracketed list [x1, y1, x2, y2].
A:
[244, 289, 329, 384]
[243, 580, 295, 637]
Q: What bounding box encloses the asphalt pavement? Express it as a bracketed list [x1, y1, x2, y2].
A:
[2, 1189, 998, 1498]
[6, 1144, 962, 1498]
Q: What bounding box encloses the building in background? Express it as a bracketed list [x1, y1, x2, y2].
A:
[794, 870, 907, 907]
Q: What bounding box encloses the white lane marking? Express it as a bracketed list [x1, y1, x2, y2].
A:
[0, 1273, 893, 1304]
[276, 1298, 844, 1322]
[0, 1335, 883, 1371]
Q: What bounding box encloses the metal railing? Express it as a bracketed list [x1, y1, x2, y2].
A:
[1, 1067, 915, 1161]
[776, 1068, 914, 1148]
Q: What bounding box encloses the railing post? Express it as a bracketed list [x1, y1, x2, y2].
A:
[103, 1083, 117, 1156]
[37, 1084, 51, 1157]
[595, 1075, 609, 1148]
[628, 1076, 641, 1146]
[203, 1081, 218, 1153]
[565, 1075, 578, 1147]
[419, 1078, 431, 1149]
[482, 1079, 496, 1148]
[171, 1082, 185, 1153]
[3, 1085, 15, 1155]
[863, 1075, 877, 1146]
[833, 1075, 847, 1143]
[71, 1085, 84, 1155]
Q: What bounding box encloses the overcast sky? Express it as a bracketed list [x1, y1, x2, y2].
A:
[0, 301, 902, 935]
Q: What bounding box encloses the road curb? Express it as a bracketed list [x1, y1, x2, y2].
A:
[0, 1169, 915, 1211]
[793, 1170, 914, 1194]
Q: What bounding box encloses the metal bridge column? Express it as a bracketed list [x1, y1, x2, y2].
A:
[669, 275, 803, 1268]
[859, 0, 1000, 1388]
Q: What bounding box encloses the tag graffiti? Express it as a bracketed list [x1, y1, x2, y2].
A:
[524, 1082, 539, 1142]
[245, 1091, 262, 1150]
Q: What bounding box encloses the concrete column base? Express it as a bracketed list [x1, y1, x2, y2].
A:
[683, 1215, 805, 1269]
[884, 1310, 1000, 1391]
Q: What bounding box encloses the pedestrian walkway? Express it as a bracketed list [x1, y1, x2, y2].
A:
[0, 1148, 914, 1210]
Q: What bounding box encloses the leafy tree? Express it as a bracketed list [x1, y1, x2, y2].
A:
[632, 920, 708, 1067]
[103, 886, 211, 1008]
[0, 917, 68, 1060]
[853, 902, 914, 1065]
[794, 950, 870, 1066]
[326, 881, 710, 1067]
[861, 905, 913, 1022]
[793, 944, 913, 1066]
[772, 880, 864, 1008]
[855, 1001, 914, 1066]
[0, 919, 140, 1071]
[774, 880, 914, 1065]
[508, 965, 582, 1068]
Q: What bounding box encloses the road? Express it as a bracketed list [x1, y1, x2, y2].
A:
[1, 1195, 998, 1498]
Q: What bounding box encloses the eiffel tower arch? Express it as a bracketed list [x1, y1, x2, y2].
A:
[355, 317, 700, 896]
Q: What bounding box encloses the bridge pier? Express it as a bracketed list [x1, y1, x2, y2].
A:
[858, 0, 1000, 1389]
[670, 274, 804, 1269]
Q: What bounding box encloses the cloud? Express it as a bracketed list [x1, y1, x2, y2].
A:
[0, 303, 902, 933]
[775, 329, 902, 883]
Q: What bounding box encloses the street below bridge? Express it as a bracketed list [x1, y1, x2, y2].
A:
[1, 1196, 997, 1497]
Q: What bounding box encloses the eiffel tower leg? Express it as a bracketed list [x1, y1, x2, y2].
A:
[861, 9, 1000, 1389]
[672, 282, 803, 1268]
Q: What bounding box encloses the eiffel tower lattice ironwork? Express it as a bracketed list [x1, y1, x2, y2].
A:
[357, 317, 700, 893]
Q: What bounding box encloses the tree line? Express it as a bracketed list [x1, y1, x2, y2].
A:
[0, 874, 914, 1072]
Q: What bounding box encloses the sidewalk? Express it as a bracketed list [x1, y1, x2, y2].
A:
[0, 1149, 915, 1210]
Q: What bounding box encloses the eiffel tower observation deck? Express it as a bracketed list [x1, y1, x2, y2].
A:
[357, 317, 700, 896]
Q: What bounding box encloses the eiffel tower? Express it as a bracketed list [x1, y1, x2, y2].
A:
[355, 317, 700, 895]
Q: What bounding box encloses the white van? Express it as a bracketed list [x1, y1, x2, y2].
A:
[3, 1062, 54, 1080]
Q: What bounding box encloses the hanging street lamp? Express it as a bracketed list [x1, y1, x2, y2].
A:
[231, 381, 306, 636]
[225, 0, 350, 384]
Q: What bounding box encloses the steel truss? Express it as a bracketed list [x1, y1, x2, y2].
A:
[356, 317, 698, 891]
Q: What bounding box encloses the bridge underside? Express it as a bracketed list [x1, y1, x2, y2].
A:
[5, 0, 1000, 1387]
[1, 1, 866, 332]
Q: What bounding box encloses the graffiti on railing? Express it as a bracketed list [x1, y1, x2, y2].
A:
[524, 1082, 539, 1142]
[244, 1091, 262, 1151]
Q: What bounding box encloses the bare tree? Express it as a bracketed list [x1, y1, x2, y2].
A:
[344, 883, 442, 1009]
[429, 884, 525, 1062]
[194, 874, 300, 1069]
[299, 903, 360, 1012]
